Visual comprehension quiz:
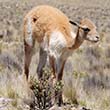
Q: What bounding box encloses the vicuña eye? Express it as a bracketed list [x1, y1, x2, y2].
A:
[33, 18, 37, 22]
[84, 28, 90, 32]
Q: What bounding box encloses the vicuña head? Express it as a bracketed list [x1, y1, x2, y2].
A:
[70, 18, 99, 43]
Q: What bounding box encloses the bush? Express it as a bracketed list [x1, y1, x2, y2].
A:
[29, 68, 60, 110]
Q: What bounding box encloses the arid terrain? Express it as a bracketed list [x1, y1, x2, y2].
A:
[0, 0, 110, 110]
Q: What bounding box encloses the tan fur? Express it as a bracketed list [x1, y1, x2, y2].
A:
[24, 5, 74, 47]
[80, 18, 96, 29]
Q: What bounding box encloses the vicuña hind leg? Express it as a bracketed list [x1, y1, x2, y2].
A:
[24, 41, 34, 80]
[37, 47, 47, 79]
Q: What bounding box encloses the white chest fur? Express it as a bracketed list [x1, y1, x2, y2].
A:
[49, 31, 67, 59]
[40, 30, 75, 61]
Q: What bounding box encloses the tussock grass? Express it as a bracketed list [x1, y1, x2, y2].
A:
[0, 69, 33, 110]
[63, 70, 110, 110]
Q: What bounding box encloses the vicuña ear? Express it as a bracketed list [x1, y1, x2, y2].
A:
[69, 20, 79, 26]
[69, 20, 83, 28]
[69, 20, 90, 32]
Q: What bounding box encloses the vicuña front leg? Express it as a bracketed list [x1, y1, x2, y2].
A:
[49, 56, 56, 79]
[55, 58, 66, 106]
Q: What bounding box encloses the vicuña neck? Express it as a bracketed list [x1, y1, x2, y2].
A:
[70, 28, 85, 50]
